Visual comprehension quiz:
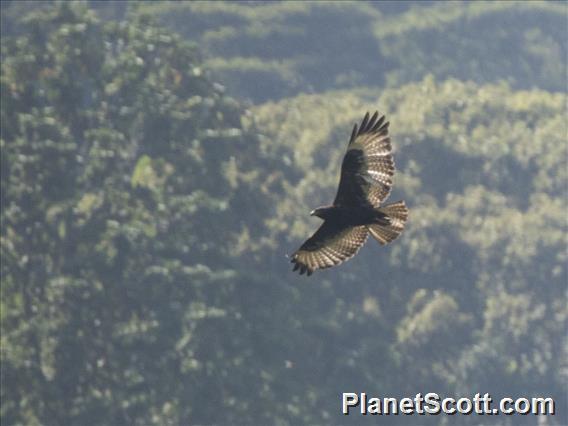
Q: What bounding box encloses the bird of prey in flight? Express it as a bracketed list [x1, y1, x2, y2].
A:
[291, 111, 408, 276]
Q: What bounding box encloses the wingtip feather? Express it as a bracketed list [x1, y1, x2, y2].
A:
[350, 123, 358, 144]
[372, 115, 386, 132]
[367, 111, 379, 131]
[359, 112, 370, 135]
[356, 111, 390, 137]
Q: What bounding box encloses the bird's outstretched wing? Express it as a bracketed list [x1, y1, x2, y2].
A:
[290, 222, 368, 275]
[334, 111, 394, 208]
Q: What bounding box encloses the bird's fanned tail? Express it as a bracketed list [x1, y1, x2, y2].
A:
[368, 201, 408, 245]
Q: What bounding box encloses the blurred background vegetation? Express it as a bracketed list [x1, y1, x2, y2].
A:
[1, 1, 566, 425]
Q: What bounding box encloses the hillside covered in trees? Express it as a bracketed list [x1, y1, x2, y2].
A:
[1, 2, 566, 425]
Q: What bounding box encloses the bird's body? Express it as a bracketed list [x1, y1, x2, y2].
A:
[291, 111, 409, 276]
[311, 205, 390, 227]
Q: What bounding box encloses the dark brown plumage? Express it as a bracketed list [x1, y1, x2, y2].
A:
[291, 111, 408, 276]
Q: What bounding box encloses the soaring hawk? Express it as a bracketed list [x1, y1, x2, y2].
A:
[291, 111, 408, 276]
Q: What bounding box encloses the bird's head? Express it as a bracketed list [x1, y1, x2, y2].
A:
[310, 206, 330, 219]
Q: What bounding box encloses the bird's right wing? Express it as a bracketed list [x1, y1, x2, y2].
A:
[334, 111, 394, 208]
[290, 222, 368, 275]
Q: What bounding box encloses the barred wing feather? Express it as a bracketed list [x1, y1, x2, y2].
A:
[290, 223, 368, 275]
[334, 111, 394, 208]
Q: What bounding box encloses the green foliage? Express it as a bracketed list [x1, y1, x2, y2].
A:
[1, 2, 567, 426]
[134, 1, 567, 103]
[1, 3, 278, 424]
[377, 2, 567, 92]
[135, 1, 385, 102]
[251, 78, 567, 423]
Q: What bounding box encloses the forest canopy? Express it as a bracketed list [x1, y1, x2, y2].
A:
[1, 2, 566, 425]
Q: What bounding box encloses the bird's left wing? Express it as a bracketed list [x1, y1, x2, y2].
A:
[333, 111, 394, 208]
[291, 222, 368, 275]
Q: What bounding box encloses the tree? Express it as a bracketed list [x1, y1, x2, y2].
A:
[1, 3, 279, 424]
[2, 2, 566, 425]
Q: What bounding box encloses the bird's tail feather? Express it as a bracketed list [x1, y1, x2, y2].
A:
[369, 201, 408, 245]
